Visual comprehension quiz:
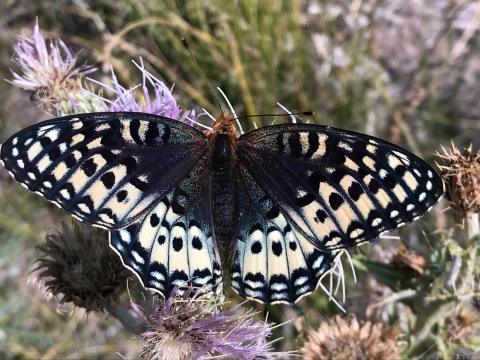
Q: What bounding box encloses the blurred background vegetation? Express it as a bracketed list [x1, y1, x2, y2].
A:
[1, 0, 480, 359]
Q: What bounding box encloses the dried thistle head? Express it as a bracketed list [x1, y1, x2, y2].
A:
[437, 144, 480, 222]
[132, 286, 278, 360]
[34, 219, 132, 312]
[445, 307, 479, 344]
[391, 242, 425, 279]
[300, 315, 403, 360]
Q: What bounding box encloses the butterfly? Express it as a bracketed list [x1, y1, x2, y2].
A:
[0, 111, 443, 304]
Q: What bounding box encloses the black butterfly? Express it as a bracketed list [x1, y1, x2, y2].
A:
[0, 111, 443, 304]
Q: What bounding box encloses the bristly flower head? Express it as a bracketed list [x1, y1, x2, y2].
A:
[34, 219, 132, 312]
[93, 60, 199, 126]
[132, 286, 279, 360]
[300, 315, 402, 360]
[9, 24, 101, 116]
[437, 144, 480, 222]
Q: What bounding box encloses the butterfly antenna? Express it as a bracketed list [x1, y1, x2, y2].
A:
[182, 38, 223, 112]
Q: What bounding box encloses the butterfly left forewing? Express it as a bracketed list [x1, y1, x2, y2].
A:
[1, 112, 208, 229]
[236, 123, 443, 252]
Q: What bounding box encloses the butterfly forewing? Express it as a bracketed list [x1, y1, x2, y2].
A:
[237, 124, 444, 252]
[1, 112, 208, 229]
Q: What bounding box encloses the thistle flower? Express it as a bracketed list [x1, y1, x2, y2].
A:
[9, 25, 102, 116]
[300, 315, 402, 360]
[34, 219, 132, 312]
[132, 286, 279, 360]
[92, 61, 199, 125]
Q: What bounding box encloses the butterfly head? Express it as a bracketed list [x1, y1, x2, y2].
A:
[206, 111, 238, 144]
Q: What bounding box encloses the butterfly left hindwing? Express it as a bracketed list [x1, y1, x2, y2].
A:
[111, 159, 223, 296]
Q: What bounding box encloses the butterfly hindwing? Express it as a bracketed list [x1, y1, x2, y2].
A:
[237, 123, 443, 252]
[0, 112, 208, 229]
[110, 159, 223, 296]
[231, 170, 338, 304]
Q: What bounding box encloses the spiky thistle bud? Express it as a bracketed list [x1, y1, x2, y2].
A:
[34, 219, 132, 312]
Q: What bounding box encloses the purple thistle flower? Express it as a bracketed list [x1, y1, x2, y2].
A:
[10, 24, 95, 92]
[93, 60, 200, 126]
[9, 25, 100, 115]
[131, 286, 283, 360]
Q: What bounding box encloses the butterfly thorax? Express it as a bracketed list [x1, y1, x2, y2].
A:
[207, 112, 239, 251]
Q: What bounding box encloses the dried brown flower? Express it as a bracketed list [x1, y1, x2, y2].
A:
[437, 144, 480, 222]
[445, 307, 479, 344]
[391, 242, 425, 278]
[300, 315, 402, 360]
[34, 219, 132, 312]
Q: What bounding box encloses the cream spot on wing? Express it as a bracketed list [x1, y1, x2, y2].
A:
[363, 156, 376, 171]
[403, 171, 418, 190]
[70, 133, 85, 146]
[95, 123, 111, 132]
[78, 203, 91, 214]
[12, 148, 18, 157]
[344, 157, 360, 172]
[376, 189, 391, 208]
[299, 132, 309, 155]
[45, 129, 60, 142]
[36, 156, 51, 172]
[69, 170, 90, 193]
[71, 120, 83, 130]
[17, 159, 25, 169]
[390, 210, 399, 218]
[87, 137, 102, 149]
[388, 155, 403, 169]
[27, 142, 43, 161]
[338, 141, 353, 152]
[138, 121, 149, 142]
[60, 189, 70, 199]
[310, 134, 328, 159]
[366, 144, 377, 154]
[419, 192, 426, 201]
[392, 184, 407, 203]
[53, 162, 69, 180]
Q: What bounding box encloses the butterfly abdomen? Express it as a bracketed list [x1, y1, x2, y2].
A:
[209, 115, 239, 251]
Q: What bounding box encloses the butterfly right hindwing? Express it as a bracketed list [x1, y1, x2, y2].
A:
[231, 166, 338, 304]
